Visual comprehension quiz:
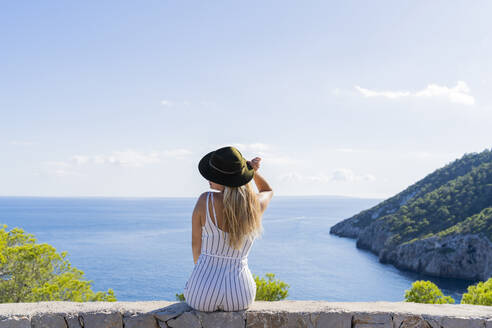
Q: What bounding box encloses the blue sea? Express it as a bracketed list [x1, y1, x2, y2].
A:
[0, 196, 475, 303]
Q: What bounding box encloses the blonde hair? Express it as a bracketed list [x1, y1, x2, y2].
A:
[222, 182, 262, 249]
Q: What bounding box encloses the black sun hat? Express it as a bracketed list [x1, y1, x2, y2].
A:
[198, 146, 255, 187]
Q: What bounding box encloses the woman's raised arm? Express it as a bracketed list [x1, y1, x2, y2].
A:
[248, 157, 273, 214]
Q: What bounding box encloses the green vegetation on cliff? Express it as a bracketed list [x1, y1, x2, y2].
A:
[346, 148, 492, 246]
[436, 207, 492, 241]
[0, 225, 116, 303]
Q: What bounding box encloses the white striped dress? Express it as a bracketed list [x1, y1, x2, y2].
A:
[183, 191, 257, 312]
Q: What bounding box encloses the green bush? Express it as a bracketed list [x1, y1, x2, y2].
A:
[253, 273, 289, 301]
[461, 278, 492, 305]
[0, 224, 116, 302]
[404, 280, 455, 304]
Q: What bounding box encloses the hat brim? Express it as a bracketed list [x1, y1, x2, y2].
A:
[198, 150, 255, 187]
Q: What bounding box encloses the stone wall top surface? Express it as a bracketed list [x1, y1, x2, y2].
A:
[0, 301, 491, 319]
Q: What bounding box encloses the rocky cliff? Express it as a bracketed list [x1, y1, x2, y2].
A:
[330, 149, 492, 281]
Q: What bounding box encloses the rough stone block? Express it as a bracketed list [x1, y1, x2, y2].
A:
[486, 319, 492, 328]
[81, 312, 122, 328]
[314, 311, 352, 328]
[392, 314, 433, 328]
[440, 317, 485, 328]
[65, 315, 82, 328]
[417, 314, 442, 328]
[353, 312, 392, 328]
[248, 312, 351, 328]
[246, 311, 288, 328]
[196, 311, 245, 328]
[246, 311, 319, 328]
[153, 302, 192, 322]
[292, 314, 314, 328]
[32, 314, 67, 328]
[167, 311, 201, 328]
[124, 314, 159, 328]
[0, 317, 30, 328]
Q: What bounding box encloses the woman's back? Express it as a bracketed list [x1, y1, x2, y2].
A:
[201, 191, 255, 259]
[184, 191, 257, 312]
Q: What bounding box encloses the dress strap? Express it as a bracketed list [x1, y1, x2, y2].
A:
[205, 191, 210, 224]
[205, 191, 217, 229]
[210, 192, 218, 227]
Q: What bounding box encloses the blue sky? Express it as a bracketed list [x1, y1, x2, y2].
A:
[1, 1, 491, 198]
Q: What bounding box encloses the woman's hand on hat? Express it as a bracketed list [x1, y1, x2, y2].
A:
[247, 157, 261, 171]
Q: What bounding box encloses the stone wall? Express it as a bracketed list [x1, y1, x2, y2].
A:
[1, 300, 491, 328]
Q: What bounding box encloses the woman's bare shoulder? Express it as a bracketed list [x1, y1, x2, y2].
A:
[194, 192, 209, 209]
[198, 191, 209, 199]
[194, 192, 210, 226]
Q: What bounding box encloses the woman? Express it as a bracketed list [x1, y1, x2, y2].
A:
[183, 146, 273, 312]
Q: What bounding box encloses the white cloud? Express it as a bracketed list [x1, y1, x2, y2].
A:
[414, 81, 475, 105]
[41, 148, 192, 176]
[331, 168, 357, 182]
[72, 149, 191, 167]
[69, 151, 161, 167]
[160, 100, 173, 106]
[105, 150, 161, 167]
[355, 86, 411, 99]
[354, 81, 475, 105]
[331, 168, 376, 182]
